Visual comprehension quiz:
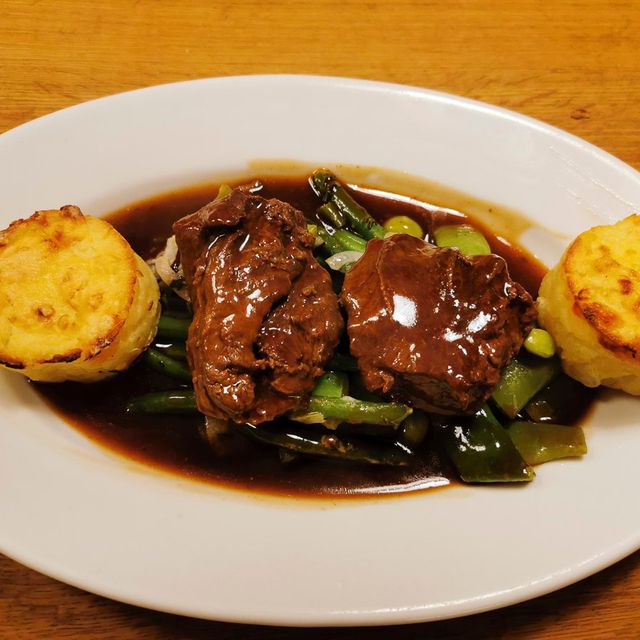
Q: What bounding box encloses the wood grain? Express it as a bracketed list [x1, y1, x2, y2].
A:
[1, 0, 639, 637]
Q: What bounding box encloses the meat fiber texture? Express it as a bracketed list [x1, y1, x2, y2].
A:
[173, 189, 343, 424]
[342, 234, 536, 414]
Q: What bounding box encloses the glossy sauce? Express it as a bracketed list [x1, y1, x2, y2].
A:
[35, 175, 582, 498]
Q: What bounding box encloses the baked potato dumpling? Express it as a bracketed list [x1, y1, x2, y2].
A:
[0, 206, 160, 382]
[538, 214, 640, 394]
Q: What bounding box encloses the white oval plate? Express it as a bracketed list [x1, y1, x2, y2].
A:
[1, 76, 640, 627]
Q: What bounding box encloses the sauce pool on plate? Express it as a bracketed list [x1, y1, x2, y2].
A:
[34, 175, 591, 497]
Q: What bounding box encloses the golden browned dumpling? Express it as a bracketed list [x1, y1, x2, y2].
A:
[0, 206, 160, 382]
[538, 214, 640, 394]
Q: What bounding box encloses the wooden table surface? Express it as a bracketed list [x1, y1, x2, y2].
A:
[1, 1, 639, 638]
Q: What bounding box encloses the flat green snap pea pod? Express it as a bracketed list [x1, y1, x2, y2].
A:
[433, 407, 534, 483]
[290, 396, 411, 428]
[143, 348, 192, 382]
[312, 371, 349, 398]
[157, 315, 191, 340]
[433, 224, 491, 256]
[492, 354, 561, 419]
[310, 169, 386, 240]
[525, 374, 593, 424]
[383, 216, 423, 238]
[126, 390, 197, 414]
[523, 328, 556, 358]
[507, 421, 587, 465]
[237, 423, 413, 466]
[307, 395, 411, 427]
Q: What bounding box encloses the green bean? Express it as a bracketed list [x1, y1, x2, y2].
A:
[278, 448, 300, 464]
[433, 406, 534, 483]
[333, 229, 368, 253]
[317, 202, 346, 228]
[153, 342, 187, 361]
[295, 396, 411, 427]
[523, 328, 556, 358]
[399, 410, 429, 448]
[312, 371, 349, 398]
[492, 354, 561, 419]
[310, 169, 386, 240]
[126, 390, 197, 414]
[525, 374, 594, 424]
[383, 216, 423, 238]
[326, 353, 360, 372]
[143, 348, 192, 382]
[433, 224, 491, 256]
[507, 421, 587, 465]
[160, 288, 191, 317]
[237, 422, 413, 466]
[156, 315, 191, 340]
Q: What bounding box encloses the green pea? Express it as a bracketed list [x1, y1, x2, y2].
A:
[524, 328, 556, 359]
[383, 216, 424, 238]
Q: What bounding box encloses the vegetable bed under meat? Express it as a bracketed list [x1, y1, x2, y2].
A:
[34, 172, 596, 497]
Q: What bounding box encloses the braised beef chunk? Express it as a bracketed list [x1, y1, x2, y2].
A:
[341, 234, 536, 414]
[173, 189, 343, 424]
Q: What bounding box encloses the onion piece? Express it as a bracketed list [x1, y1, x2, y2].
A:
[325, 250, 364, 272]
[198, 416, 232, 454]
[151, 235, 190, 301]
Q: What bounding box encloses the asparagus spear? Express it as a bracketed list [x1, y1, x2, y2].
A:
[317, 227, 344, 255]
[333, 229, 367, 253]
[492, 354, 561, 419]
[310, 169, 386, 240]
[153, 342, 188, 361]
[317, 202, 346, 228]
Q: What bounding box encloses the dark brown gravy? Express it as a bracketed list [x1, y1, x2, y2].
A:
[35, 175, 582, 498]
